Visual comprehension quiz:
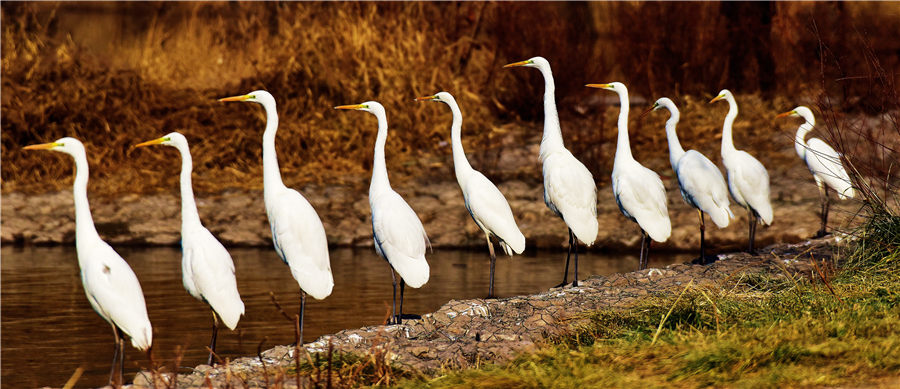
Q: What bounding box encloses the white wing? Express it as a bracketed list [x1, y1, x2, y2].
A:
[542, 151, 599, 245]
[724, 150, 773, 225]
[266, 188, 333, 300]
[182, 226, 245, 330]
[371, 190, 430, 288]
[79, 241, 153, 350]
[464, 171, 525, 255]
[806, 138, 855, 199]
[676, 150, 733, 228]
[612, 162, 671, 242]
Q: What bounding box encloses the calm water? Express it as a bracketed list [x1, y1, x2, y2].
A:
[1, 245, 690, 388]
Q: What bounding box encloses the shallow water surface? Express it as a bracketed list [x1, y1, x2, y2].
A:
[1, 245, 690, 388]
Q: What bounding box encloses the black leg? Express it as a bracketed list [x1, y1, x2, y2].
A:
[699, 210, 706, 264]
[117, 326, 125, 388]
[486, 232, 496, 299]
[389, 267, 397, 325]
[573, 238, 579, 287]
[554, 229, 574, 288]
[299, 290, 306, 346]
[817, 186, 830, 238]
[207, 310, 220, 366]
[398, 279, 406, 325]
[639, 230, 649, 270]
[748, 211, 758, 254]
[109, 324, 121, 387]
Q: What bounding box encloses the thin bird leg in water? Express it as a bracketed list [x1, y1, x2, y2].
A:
[698, 210, 706, 264]
[555, 229, 574, 288]
[389, 267, 398, 325]
[207, 310, 219, 365]
[109, 323, 121, 387]
[298, 290, 306, 346]
[486, 232, 497, 298]
[398, 279, 406, 325]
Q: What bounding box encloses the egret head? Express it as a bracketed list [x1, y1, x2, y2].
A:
[709, 89, 732, 104]
[131, 132, 188, 150]
[218, 90, 276, 107]
[585, 82, 628, 95]
[334, 101, 386, 117]
[643, 97, 677, 118]
[24, 137, 85, 158]
[415, 91, 456, 105]
[775, 106, 814, 121]
[503, 56, 549, 70]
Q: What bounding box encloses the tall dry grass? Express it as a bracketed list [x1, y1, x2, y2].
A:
[2, 2, 899, 195]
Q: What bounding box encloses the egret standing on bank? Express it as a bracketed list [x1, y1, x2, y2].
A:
[219, 91, 333, 345]
[777, 106, 855, 237]
[587, 83, 671, 270]
[505, 57, 598, 287]
[650, 98, 733, 263]
[25, 138, 152, 387]
[335, 101, 430, 324]
[417, 92, 525, 298]
[132, 132, 244, 365]
[711, 89, 773, 253]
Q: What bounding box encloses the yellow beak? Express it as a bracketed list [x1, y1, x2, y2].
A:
[132, 137, 167, 149]
[503, 60, 531, 68]
[775, 111, 794, 119]
[23, 142, 60, 151]
[585, 83, 610, 89]
[710, 95, 725, 103]
[218, 94, 251, 102]
[334, 104, 365, 110]
[415, 96, 436, 102]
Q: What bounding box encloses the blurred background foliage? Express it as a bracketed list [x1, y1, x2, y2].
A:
[2, 1, 898, 194]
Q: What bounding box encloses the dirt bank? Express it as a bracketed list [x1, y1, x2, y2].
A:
[124, 238, 834, 388]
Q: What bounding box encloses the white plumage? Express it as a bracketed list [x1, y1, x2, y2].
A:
[418, 91, 524, 297]
[25, 137, 152, 386]
[711, 89, 773, 252]
[336, 101, 429, 323]
[589, 83, 671, 269]
[505, 56, 597, 287]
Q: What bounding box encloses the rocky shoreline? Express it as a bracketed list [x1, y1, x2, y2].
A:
[116, 237, 833, 389]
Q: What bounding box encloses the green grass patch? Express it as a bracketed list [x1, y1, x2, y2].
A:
[389, 266, 900, 388]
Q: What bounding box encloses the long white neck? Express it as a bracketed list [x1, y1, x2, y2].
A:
[174, 142, 202, 230]
[663, 108, 685, 170]
[369, 109, 392, 197]
[613, 88, 634, 165]
[721, 95, 738, 155]
[72, 151, 101, 261]
[537, 65, 565, 160]
[446, 99, 474, 189]
[260, 100, 285, 195]
[794, 118, 814, 160]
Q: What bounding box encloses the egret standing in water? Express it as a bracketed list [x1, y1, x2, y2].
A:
[417, 92, 525, 298]
[219, 91, 333, 345]
[777, 106, 855, 237]
[505, 57, 598, 287]
[649, 98, 733, 263]
[711, 90, 773, 253]
[587, 83, 671, 270]
[335, 101, 430, 325]
[132, 132, 244, 365]
[25, 138, 152, 387]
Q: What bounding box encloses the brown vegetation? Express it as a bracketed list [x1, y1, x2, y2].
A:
[2, 2, 899, 196]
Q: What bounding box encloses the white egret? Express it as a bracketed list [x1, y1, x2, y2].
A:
[417, 92, 525, 298]
[777, 106, 855, 237]
[504, 57, 598, 287]
[587, 83, 671, 270]
[219, 91, 333, 345]
[711, 89, 774, 253]
[132, 132, 244, 365]
[24, 137, 152, 387]
[335, 101, 430, 324]
[649, 98, 733, 263]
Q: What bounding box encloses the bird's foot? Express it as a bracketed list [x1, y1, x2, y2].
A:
[553, 280, 570, 289]
[392, 313, 422, 325]
[691, 255, 720, 266]
[813, 230, 830, 239]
